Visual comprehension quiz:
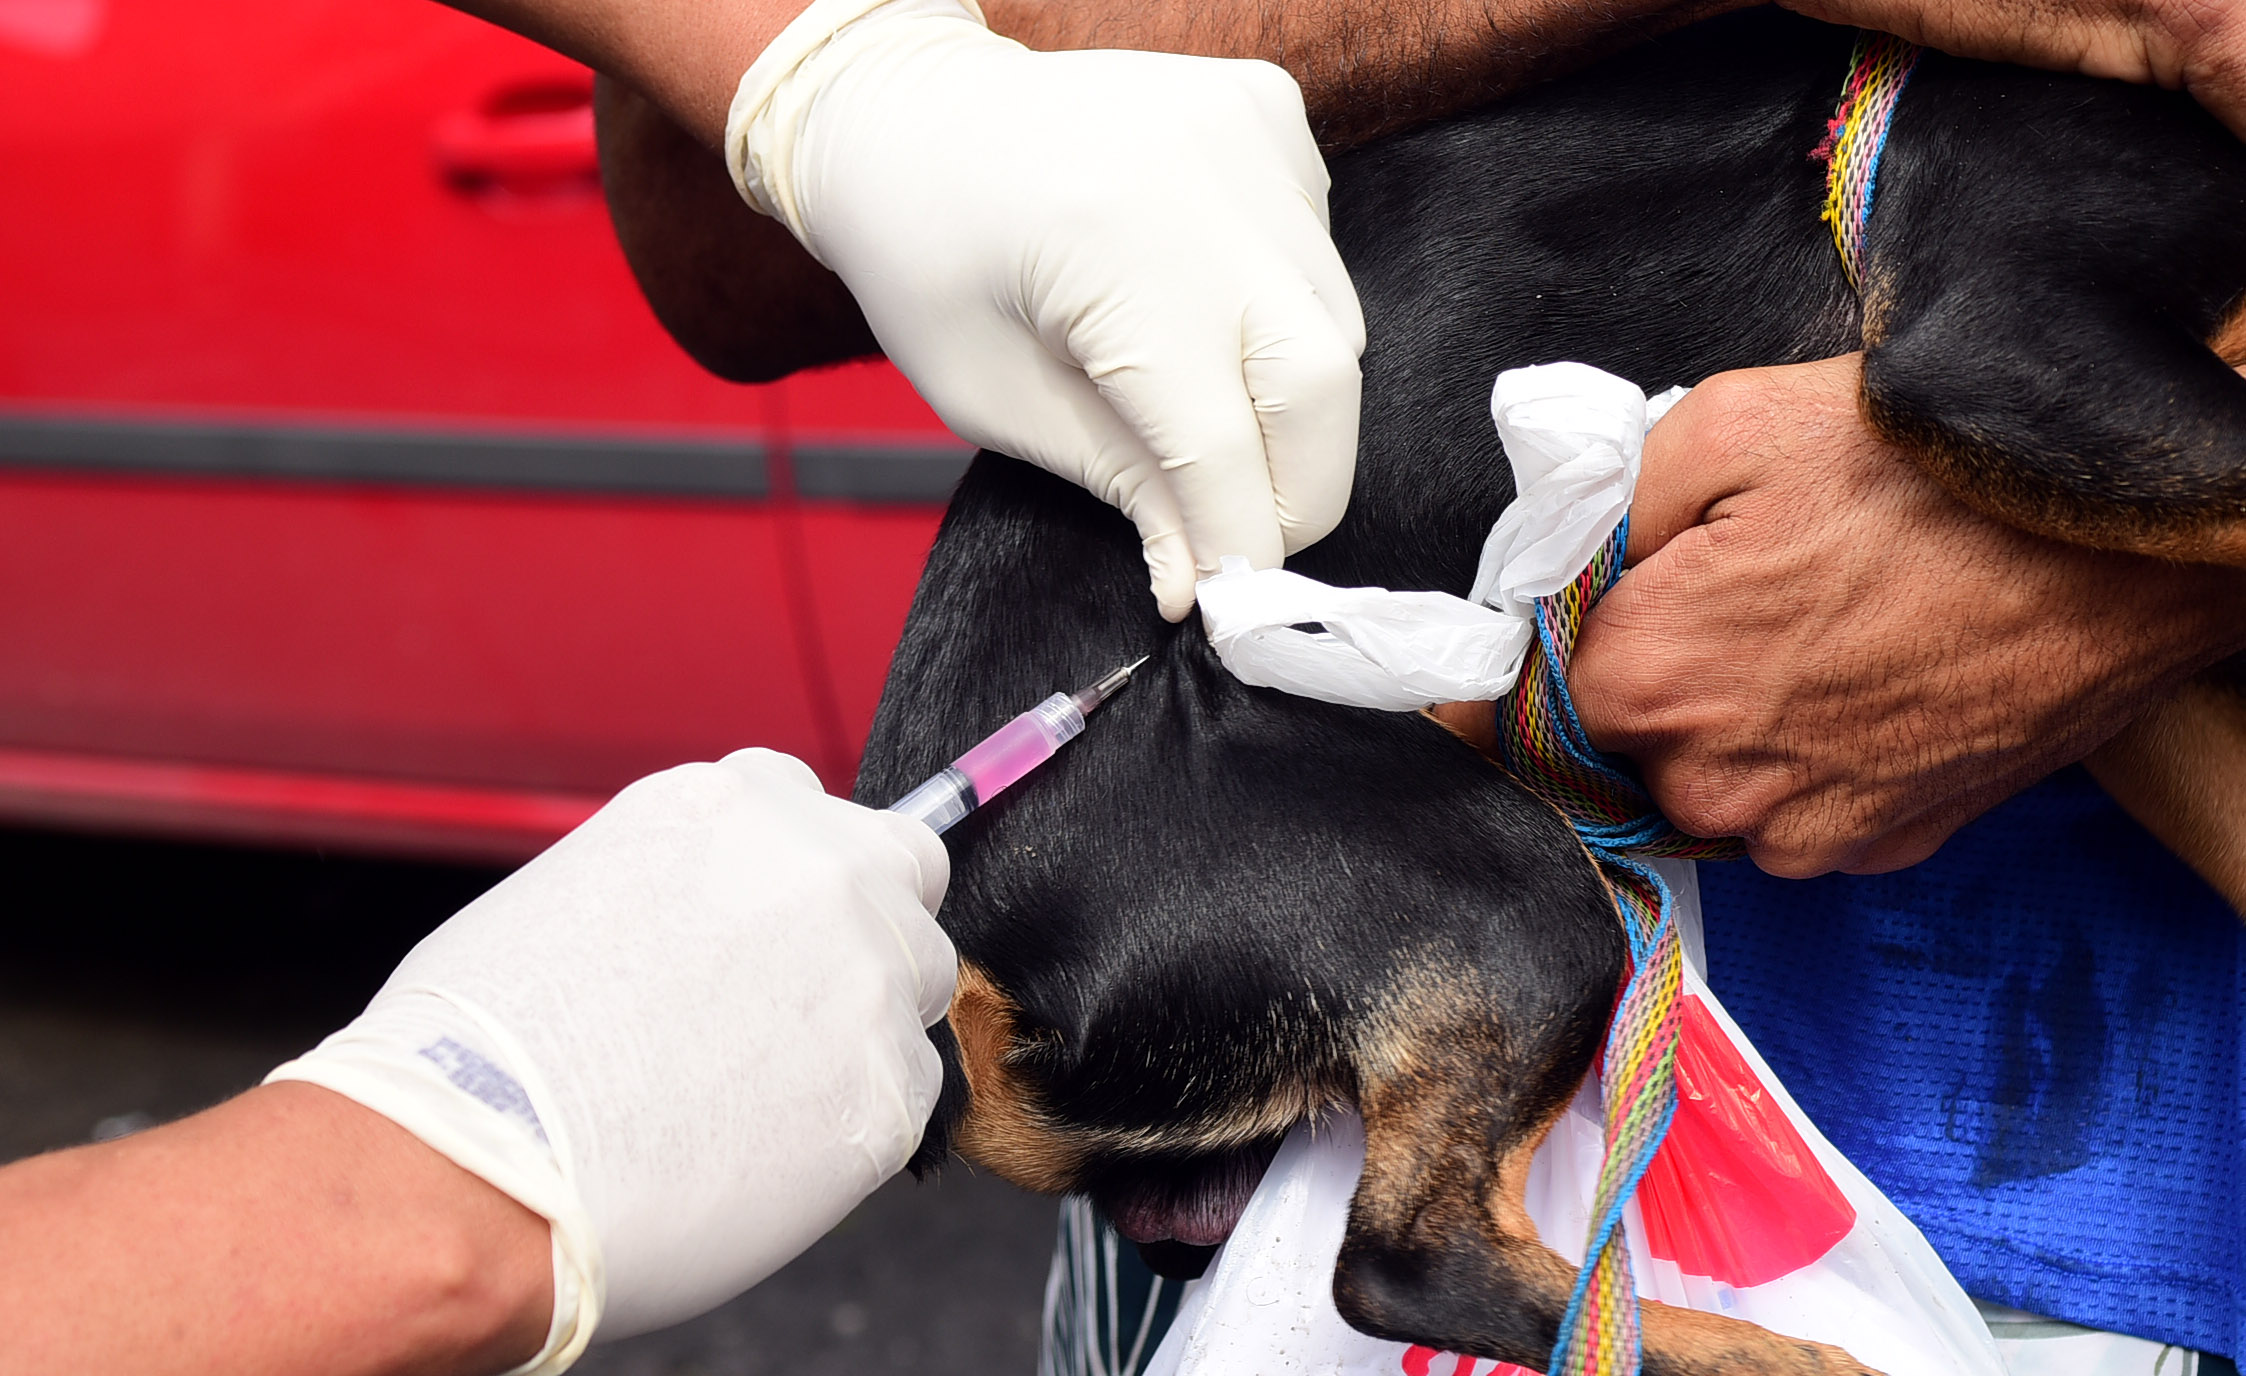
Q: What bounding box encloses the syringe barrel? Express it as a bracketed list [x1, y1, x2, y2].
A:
[890, 766, 975, 834]
[952, 693, 1084, 803]
[887, 692, 1094, 834]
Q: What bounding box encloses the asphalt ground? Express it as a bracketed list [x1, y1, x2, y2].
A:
[0, 825, 1053, 1376]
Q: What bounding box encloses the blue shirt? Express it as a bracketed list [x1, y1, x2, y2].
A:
[1699, 768, 2244, 1359]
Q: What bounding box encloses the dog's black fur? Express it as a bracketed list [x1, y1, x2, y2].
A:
[856, 12, 2246, 1373]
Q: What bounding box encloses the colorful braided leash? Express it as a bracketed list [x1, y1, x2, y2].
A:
[1495, 517, 1741, 1376]
[1813, 31, 1923, 290]
[1499, 38, 1925, 1376]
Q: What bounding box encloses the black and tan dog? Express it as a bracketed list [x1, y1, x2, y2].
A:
[837, 12, 2246, 1375]
[594, 9, 2246, 1370]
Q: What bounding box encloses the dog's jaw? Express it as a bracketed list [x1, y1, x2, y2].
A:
[1092, 1139, 1284, 1247]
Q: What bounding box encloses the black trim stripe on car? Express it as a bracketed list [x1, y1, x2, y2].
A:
[788, 442, 975, 503]
[0, 414, 975, 503]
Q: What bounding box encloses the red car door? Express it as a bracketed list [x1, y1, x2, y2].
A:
[0, 0, 963, 859]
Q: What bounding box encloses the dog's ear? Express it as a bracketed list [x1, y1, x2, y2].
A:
[1861, 57, 2246, 563]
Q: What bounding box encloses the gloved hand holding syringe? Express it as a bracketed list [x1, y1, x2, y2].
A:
[890, 657, 1149, 833]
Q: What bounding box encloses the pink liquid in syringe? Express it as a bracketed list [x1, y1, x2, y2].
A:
[886, 660, 1142, 834]
[951, 696, 1084, 801]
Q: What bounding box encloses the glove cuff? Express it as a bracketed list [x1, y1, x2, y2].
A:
[723, 0, 990, 244]
[266, 988, 604, 1376]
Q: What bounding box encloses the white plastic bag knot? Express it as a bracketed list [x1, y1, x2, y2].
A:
[1196, 557, 1532, 711]
[1195, 362, 1683, 711]
[1469, 362, 1668, 619]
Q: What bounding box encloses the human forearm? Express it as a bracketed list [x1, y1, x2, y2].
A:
[441, 0, 805, 146]
[590, 0, 2246, 392]
[986, 0, 1737, 147]
[466, 0, 1739, 157]
[1783, 0, 2246, 138]
[0, 1083, 550, 1376]
[595, 76, 875, 383]
[987, 0, 2246, 147]
[453, 0, 2245, 153]
[589, 0, 1744, 386]
[2087, 664, 2246, 916]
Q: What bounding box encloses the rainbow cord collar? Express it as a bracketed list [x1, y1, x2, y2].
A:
[1496, 520, 1740, 1376]
[1815, 32, 1924, 291]
[1502, 37, 1926, 1367]
[1494, 37, 1925, 1376]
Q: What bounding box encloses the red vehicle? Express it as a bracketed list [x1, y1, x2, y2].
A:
[1, 0, 963, 860]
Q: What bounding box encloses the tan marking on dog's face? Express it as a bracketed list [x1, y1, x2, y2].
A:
[948, 963, 1338, 1190]
[2212, 295, 2246, 369]
[947, 962, 1088, 1193]
[1862, 389, 2246, 567]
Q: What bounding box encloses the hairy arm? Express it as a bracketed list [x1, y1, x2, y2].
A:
[1002, 0, 2246, 145]
[1788, 0, 2246, 138]
[0, 1083, 550, 1376]
[988, 0, 1732, 149]
[596, 0, 2244, 385]
[988, 0, 1736, 149]
[595, 0, 1732, 383]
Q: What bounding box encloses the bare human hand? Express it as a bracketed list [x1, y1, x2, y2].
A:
[1785, 0, 2246, 138]
[1569, 355, 2246, 878]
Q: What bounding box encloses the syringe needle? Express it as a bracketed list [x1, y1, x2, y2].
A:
[1071, 656, 1150, 716]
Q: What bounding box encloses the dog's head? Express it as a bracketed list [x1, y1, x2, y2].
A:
[855, 456, 1620, 1272]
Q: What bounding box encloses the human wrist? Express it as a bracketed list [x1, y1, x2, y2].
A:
[725, 0, 991, 237]
[1577, 352, 2246, 876]
[264, 753, 950, 1344]
[2061, 546, 2246, 709]
[268, 988, 603, 1374]
[263, 1084, 559, 1376]
[0, 1083, 553, 1376]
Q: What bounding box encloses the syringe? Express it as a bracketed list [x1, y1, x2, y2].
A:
[888, 657, 1149, 834]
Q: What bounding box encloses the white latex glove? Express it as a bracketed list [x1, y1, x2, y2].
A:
[726, 0, 1366, 620]
[267, 749, 954, 1373]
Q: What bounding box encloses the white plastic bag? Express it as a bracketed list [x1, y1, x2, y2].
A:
[1195, 363, 1682, 712]
[1468, 367, 1684, 617]
[1143, 863, 2004, 1376]
[1195, 557, 1533, 711]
